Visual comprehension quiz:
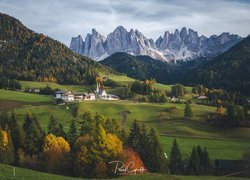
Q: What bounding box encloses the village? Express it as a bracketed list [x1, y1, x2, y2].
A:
[54, 78, 119, 104]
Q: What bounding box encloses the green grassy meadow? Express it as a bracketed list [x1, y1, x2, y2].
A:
[20, 81, 90, 92]
[0, 163, 78, 180]
[99, 72, 135, 82]
[76, 100, 250, 160]
[0, 163, 246, 180]
[0, 89, 52, 103]
[14, 104, 75, 132]
[160, 136, 250, 160]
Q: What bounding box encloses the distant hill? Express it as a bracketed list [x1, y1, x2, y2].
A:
[181, 36, 250, 95]
[100, 52, 168, 82]
[0, 12, 103, 85]
[100, 52, 207, 84]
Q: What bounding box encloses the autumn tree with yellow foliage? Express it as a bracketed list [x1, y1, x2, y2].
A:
[74, 122, 123, 178]
[0, 128, 14, 164]
[42, 134, 70, 174]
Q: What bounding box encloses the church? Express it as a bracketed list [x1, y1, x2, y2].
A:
[95, 77, 119, 100]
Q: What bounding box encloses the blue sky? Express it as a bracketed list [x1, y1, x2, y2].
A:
[0, 0, 249, 45]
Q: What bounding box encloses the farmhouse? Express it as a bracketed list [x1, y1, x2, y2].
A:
[86, 93, 96, 100]
[55, 90, 74, 102]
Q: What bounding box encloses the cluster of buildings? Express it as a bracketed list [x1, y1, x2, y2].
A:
[54, 82, 119, 104]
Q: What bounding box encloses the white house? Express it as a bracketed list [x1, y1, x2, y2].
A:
[55, 90, 74, 101]
[89, 93, 96, 100]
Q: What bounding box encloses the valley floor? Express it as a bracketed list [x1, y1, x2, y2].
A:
[0, 81, 249, 178]
[0, 88, 249, 160]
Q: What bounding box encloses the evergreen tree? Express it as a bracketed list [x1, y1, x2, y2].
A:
[184, 103, 193, 120]
[79, 120, 92, 136]
[79, 112, 93, 136]
[67, 120, 78, 147]
[127, 120, 141, 151]
[119, 128, 128, 143]
[138, 124, 151, 170]
[91, 124, 111, 161]
[23, 112, 43, 155]
[188, 146, 200, 175]
[57, 123, 66, 138]
[148, 128, 167, 172]
[48, 115, 59, 135]
[9, 110, 17, 130]
[202, 147, 213, 175]
[11, 124, 25, 151]
[0, 111, 8, 129]
[105, 118, 120, 135]
[169, 139, 182, 174]
[196, 145, 203, 175]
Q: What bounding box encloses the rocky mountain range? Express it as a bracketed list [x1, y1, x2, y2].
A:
[70, 26, 242, 61]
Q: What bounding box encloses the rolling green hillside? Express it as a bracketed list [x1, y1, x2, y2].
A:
[0, 89, 52, 103]
[0, 12, 104, 85]
[100, 52, 209, 85]
[76, 101, 250, 160]
[20, 81, 90, 92]
[100, 52, 174, 82]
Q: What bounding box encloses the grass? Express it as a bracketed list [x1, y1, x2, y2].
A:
[122, 174, 246, 180]
[153, 83, 192, 93]
[76, 100, 250, 160]
[20, 81, 90, 92]
[0, 163, 246, 180]
[77, 101, 250, 139]
[0, 163, 78, 180]
[14, 104, 76, 132]
[0, 89, 52, 103]
[160, 136, 250, 160]
[99, 72, 135, 82]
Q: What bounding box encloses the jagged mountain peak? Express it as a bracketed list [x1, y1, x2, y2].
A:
[91, 28, 98, 35]
[174, 29, 180, 35]
[113, 25, 127, 32]
[70, 26, 242, 62]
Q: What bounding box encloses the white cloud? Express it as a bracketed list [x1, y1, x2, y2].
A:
[0, 0, 249, 45]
